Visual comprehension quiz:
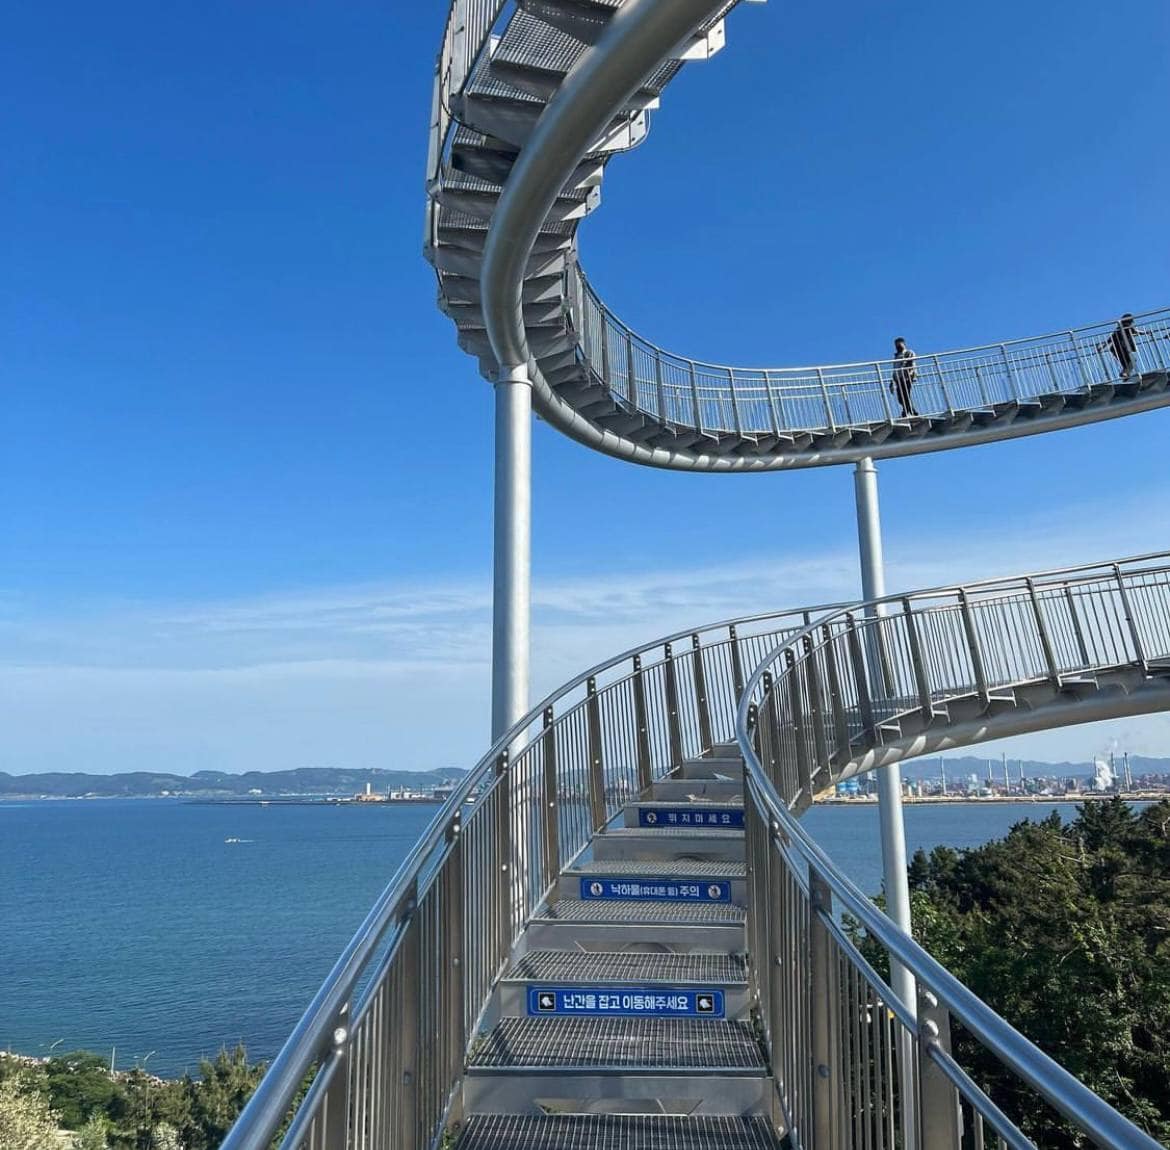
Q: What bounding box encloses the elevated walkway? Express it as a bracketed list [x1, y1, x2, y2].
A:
[221, 554, 1170, 1150]
[426, 0, 1170, 470]
[462, 749, 771, 1125]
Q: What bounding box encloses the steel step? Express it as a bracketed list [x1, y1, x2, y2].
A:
[591, 827, 744, 863]
[454, 1114, 784, 1150]
[536, 898, 745, 924]
[622, 800, 744, 829]
[496, 950, 749, 1019]
[561, 861, 746, 905]
[468, 1017, 766, 1071]
[676, 758, 744, 780]
[647, 778, 742, 803]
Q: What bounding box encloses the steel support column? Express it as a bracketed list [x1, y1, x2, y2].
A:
[854, 456, 917, 1150]
[492, 366, 532, 740]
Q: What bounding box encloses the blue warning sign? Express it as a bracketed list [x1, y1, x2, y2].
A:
[637, 806, 744, 829]
[528, 987, 724, 1018]
[579, 877, 732, 902]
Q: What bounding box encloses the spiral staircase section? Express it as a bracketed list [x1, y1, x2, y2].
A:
[426, 0, 1170, 470]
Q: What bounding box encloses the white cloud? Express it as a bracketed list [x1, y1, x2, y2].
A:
[1, 486, 1167, 775]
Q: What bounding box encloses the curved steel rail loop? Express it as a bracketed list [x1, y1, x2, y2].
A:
[425, 1, 1169, 470]
[221, 551, 1170, 1150]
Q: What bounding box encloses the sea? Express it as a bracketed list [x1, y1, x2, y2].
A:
[0, 797, 1107, 1078]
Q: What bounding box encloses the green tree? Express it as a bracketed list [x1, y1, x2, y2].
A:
[879, 799, 1170, 1146]
[73, 1113, 111, 1150]
[0, 1071, 70, 1150]
[44, 1052, 123, 1130]
[177, 1046, 266, 1150]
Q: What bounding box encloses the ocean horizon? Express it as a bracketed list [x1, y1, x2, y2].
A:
[0, 796, 1119, 1078]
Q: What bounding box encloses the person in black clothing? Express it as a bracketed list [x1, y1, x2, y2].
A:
[891, 337, 918, 417]
[1101, 314, 1147, 381]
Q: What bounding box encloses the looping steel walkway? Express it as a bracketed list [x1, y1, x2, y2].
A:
[426, 1, 1170, 470]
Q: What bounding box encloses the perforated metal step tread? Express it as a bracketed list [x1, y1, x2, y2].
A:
[506, 950, 746, 984]
[537, 898, 745, 923]
[602, 827, 743, 837]
[456, 1114, 783, 1150]
[468, 1017, 766, 1070]
[568, 860, 744, 877]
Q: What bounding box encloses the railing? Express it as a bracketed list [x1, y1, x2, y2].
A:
[219, 603, 829, 1150]
[569, 266, 1170, 438]
[736, 554, 1170, 1150]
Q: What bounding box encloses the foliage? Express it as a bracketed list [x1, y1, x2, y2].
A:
[0, 1070, 70, 1150]
[860, 799, 1170, 1146]
[0, 1045, 269, 1150]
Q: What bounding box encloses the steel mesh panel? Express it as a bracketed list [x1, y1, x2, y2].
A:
[508, 950, 746, 984]
[457, 1114, 783, 1150]
[569, 860, 744, 877]
[537, 899, 745, 923]
[468, 1017, 765, 1069]
[600, 827, 743, 838]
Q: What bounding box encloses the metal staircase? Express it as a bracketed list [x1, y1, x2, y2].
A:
[425, 0, 1170, 471]
[214, 5, 1170, 1149]
[220, 555, 1170, 1150]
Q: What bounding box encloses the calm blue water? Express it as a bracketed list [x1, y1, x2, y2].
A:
[0, 797, 1087, 1077]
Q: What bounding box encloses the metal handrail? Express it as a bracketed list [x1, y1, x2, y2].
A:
[572, 265, 1170, 437]
[218, 597, 835, 1150]
[735, 554, 1170, 1149]
[220, 550, 1170, 1150]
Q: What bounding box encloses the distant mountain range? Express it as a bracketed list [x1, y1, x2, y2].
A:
[0, 767, 468, 799]
[896, 755, 1170, 782]
[4, 755, 1167, 799]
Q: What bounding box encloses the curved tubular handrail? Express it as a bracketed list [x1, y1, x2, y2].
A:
[734, 556, 1170, 1149]
[480, 0, 729, 371]
[219, 596, 843, 1150]
[427, 0, 1169, 470]
[570, 264, 1170, 448]
[221, 550, 1170, 1150]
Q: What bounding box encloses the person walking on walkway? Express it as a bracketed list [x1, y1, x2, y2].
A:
[891, 337, 918, 417]
[1100, 314, 1147, 381]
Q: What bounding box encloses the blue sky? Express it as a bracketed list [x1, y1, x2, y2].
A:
[3, 0, 1169, 774]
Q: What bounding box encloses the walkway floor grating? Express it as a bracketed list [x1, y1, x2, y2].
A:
[468, 1017, 766, 1070]
[456, 1114, 783, 1150]
[568, 860, 745, 877]
[536, 899, 745, 924]
[507, 950, 746, 984]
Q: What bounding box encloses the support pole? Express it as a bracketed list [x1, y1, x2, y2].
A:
[492, 366, 532, 740]
[854, 459, 918, 1150]
[853, 460, 913, 985]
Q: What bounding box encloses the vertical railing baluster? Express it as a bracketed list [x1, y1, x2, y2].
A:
[1026, 579, 1060, 683]
[729, 623, 746, 700]
[1000, 344, 1021, 401]
[1063, 582, 1091, 667]
[323, 1008, 351, 1150]
[541, 709, 560, 884]
[958, 590, 990, 704]
[786, 649, 813, 800]
[810, 869, 842, 1150]
[1114, 565, 1149, 672]
[396, 884, 420, 1150]
[876, 363, 894, 422]
[494, 752, 511, 962]
[689, 361, 703, 434]
[1071, 331, 1093, 390]
[444, 811, 464, 1092]
[902, 598, 935, 721]
[585, 678, 607, 829]
[803, 634, 831, 785]
[821, 624, 852, 769]
[663, 642, 684, 768]
[654, 353, 666, 423]
[631, 655, 653, 795]
[846, 612, 875, 735]
[818, 366, 837, 431]
[625, 331, 637, 408]
[728, 367, 743, 435]
[917, 989, 962, 1150]
[691, 633, 714, 751]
